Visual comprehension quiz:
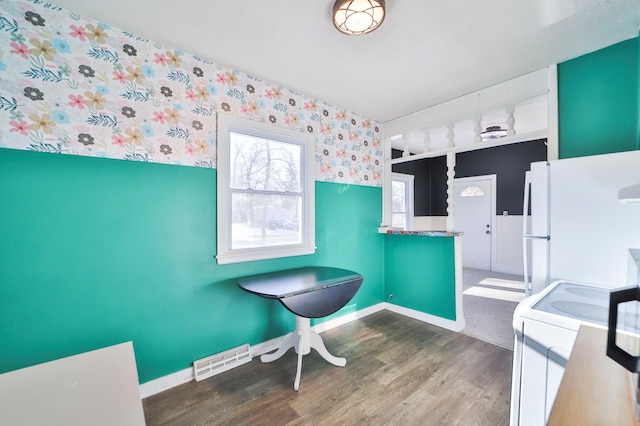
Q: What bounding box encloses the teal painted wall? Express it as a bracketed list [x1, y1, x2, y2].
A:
[8, 2, 639, 392]
[384, 235, 456, 321]
[0, 148, 383, 383]
[558, 37, 640, 158]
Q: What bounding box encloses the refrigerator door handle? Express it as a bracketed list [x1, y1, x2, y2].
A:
[523, 172, 532, 292]
[523, 237, 530, 293]
[523, 235, 551, 240]
[523, 171, 531, 236]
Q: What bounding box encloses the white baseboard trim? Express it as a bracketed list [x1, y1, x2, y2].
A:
[383, 302, 465, 332]
[247, 303, 386, 359]
[139, 366, 194, 399]
[139, 302, 452, 399]
[312, 303, 384, 334]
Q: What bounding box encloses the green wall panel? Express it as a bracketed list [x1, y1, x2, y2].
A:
[0, 148, 384, 383]
[313, 182, 385, 320]
[384, 235, 456, 320]
[558, 37, 640, 158]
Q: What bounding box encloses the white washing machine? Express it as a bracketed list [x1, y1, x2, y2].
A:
[509, 280, 611, 426]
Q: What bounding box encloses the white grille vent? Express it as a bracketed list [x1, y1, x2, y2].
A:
[193, 344, 252, 382]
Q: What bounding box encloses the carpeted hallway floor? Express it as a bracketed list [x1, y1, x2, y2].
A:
[461, 268, 526, 350]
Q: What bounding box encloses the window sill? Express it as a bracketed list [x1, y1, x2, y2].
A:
[216, 245, 316, 265]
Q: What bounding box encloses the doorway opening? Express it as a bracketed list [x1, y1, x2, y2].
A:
[455, 174, 525, 349]
[454, 175, 496, 271]
[461, 267, 525, 349]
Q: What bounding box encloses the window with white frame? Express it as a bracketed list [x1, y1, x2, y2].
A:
[216, 114, 315, 264]
[391, 172, 414, 230]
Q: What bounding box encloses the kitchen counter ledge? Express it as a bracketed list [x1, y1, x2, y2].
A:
[378, 229, 463, 237]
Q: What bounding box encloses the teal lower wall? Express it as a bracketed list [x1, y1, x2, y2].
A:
[6, 35, 640, 389]
[384, 235, 456, 321]
[558, 37, 640, 158]
[0, 148, 383, 383]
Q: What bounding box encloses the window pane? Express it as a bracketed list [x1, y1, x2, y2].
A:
[230, 132, 301, 192]
[231, 192, 302, 249]
[392, 213, 406, 229]
[392, 180, 406, 213]
[460, 186, 485, 197]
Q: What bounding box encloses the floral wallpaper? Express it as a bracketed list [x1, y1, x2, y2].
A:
[0, 0, 383, 187]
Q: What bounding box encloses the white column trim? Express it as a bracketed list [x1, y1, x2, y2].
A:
[446, 151, 456, 232]
[381, 134, 393, 229]
[547, 64, 559, 161]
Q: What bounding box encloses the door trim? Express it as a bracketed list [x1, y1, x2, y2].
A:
[454, 174, 497, 271]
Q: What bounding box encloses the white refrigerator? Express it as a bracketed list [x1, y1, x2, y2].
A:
[523, 149, 640, 295]
[513, 149, 640, 425]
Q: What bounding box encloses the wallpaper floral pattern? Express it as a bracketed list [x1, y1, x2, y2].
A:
[0, 0, 383, 186]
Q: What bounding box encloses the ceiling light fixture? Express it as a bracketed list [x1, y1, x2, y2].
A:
[332, 0, 386, 36]
[481, 125, 507, 141]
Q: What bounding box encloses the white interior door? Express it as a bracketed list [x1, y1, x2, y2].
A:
[455, 177, 494, 270]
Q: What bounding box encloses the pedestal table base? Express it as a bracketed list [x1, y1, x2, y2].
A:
[260, 316, 346, 391]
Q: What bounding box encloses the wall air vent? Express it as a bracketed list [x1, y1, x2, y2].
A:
[193, 344, 252, 382]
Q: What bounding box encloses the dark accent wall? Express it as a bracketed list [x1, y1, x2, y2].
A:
[456, 140, 547, 214]
[392, 150, 447, 216]
[392, 139, 547, 216]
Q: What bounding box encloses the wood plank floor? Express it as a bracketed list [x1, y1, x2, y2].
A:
[143, 310, 512, 425]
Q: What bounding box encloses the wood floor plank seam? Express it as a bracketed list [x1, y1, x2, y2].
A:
[143, 310, 512, 425]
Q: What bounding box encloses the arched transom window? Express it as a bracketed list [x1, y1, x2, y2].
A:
[460, 186, 485, 197]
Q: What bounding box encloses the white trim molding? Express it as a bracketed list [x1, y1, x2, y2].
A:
[139, 367, 194, 399]
[139, 301, 471, 398]
[139, 303, 385, 399]
[216, 113, 316, 265]
[383, 302, 465, 332]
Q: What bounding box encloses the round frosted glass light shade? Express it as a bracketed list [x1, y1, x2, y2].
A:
[333, 0, 386, 36]
[481, 126, 507, 140]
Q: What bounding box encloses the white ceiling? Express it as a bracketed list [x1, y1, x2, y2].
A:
[51, 0, 640, 124]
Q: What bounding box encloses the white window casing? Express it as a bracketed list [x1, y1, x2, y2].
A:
[216, 114, 315, 264]
[391, 172, 414, 230]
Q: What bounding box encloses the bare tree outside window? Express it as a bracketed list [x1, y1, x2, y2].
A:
[216, 114, 315, 265]
[230, 132, 303, 248]
[392, 180, 407, 229]
[392, 172, 414, 230]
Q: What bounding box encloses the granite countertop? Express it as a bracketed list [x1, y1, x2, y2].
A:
[380, 229, 463, 237]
